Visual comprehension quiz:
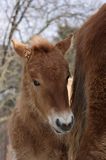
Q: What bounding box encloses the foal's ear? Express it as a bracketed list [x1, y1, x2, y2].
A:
[55, 34, 72, 55]
[12, 40, 31, 60]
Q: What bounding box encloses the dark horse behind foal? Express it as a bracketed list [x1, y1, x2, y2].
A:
[69, 4, 106, 160]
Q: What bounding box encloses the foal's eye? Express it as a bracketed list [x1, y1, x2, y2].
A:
[33, 80, 40, 86]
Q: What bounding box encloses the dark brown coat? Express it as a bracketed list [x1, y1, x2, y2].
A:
[69, 4, 106, 160]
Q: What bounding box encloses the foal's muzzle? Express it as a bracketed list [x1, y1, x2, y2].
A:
[55, 116, 74, 132]
[48, 112, 74, 134]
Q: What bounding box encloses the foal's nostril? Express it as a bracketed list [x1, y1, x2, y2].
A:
[56, 118, 61, 128]
[61, 122, 72, 131]
[71, 115, 74, 124]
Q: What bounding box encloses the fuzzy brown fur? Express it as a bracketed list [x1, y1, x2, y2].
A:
[8, 35, 73, 160]
[69, 4, 106, 160]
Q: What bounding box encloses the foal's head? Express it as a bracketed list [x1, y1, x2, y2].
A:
[12, 35, 74, 134]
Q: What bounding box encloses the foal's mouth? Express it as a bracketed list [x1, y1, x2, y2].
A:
[53, 127, 64, 134]
[52, 126, 71, 135]
[54, 129, 61, 134]
[53, 128, 69, 135]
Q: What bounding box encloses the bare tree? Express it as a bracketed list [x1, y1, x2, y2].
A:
[2, 0, 32, 64]
[1, 0, 103, 64]
[0, 2, 104, 159]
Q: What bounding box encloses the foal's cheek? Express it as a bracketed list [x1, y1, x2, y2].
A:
[31, 85, 51, 118]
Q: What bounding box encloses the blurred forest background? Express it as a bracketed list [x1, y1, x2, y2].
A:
[0, 0, 105, 159]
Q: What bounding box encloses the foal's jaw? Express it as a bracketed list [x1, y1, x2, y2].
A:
[48, 111, 74, 135]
